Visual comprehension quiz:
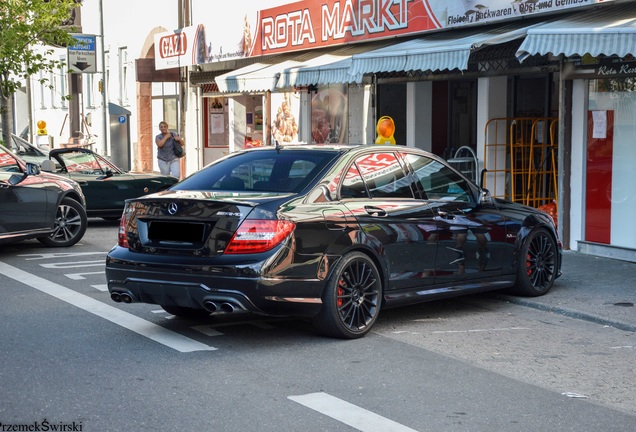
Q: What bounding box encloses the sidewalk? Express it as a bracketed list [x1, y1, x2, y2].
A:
[502, 251, 636, 332]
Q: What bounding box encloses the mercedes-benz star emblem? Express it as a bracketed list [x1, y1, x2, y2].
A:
[167, 202, 178, 215]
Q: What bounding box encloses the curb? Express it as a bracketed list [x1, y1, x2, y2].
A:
[495, 295, 636, 333]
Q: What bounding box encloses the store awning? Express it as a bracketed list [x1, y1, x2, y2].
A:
[349, 22, 542, 75]
[276, 54, 359, 89]
[276, 43, 392, 89]
[215, 51, 326, 93]
[214, 61, 286, 93]
[516, 4, 636, 62]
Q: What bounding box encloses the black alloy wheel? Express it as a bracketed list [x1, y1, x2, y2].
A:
[38, 197, 87, 247]
[510, 227, 557, 296]
[313, 252, 382, 339]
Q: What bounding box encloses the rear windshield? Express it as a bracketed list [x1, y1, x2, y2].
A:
[173, 149, 341, 193]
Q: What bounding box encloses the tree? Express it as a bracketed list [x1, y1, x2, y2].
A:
[0, 0, 81, 146]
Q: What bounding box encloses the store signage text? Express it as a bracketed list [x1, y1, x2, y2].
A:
[597, 63, 636, 77]
[258, 0, 427, 54]
[208, 0, 616, 61]
[153, 25, 204, 70]
[159, 33, 187, 59]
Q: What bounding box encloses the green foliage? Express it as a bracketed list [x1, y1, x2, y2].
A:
[0, 0, 81, 100]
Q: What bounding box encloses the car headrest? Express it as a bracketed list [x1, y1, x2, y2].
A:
[40, 159, 56, 172]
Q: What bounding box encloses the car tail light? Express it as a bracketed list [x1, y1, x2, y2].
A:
[224, 219, 295, 254]
[118, 215, 129, 248]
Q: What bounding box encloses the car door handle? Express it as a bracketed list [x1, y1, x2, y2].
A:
[364, 206, 387, 217]
[437, 211, 456, 220]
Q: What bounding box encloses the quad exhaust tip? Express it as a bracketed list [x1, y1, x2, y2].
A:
[110, 291, 134, 304]
[203, 300, 238, 313]
[203, 300, 218, 313]
[220, 302, 235, 313]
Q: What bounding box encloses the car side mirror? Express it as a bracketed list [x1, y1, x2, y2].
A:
[98, 169, 114, 180]
[479, 188, 494, 204]
[26, 162, 41, 176]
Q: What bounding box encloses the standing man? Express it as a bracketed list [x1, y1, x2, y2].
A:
[155, 121, 184, 178]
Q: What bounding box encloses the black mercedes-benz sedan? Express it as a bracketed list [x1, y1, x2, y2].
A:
[105, 144, 562, 339]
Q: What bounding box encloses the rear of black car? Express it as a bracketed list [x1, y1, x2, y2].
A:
[105, 147, 346, 317]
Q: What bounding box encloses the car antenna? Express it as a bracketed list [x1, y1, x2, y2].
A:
[274, 139, 281, 154]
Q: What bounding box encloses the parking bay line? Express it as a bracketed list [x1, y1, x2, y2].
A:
[288, 392, 419, 432]
[0, 261, 216, 353]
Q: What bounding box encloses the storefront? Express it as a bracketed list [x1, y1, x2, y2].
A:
[516, 2, 636, 260]
[174, 0, 636, 260]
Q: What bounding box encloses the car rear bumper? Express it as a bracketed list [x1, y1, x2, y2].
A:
[105, 247, 327, 317]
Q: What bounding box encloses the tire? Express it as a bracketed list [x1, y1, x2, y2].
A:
[38, 197, 87, 247]
[509, 228, 557, 296]
[161, 305, 210, 319]
[313, 252, 382, 339]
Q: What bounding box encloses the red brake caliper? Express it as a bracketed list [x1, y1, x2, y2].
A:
[337, 279, 345, 308]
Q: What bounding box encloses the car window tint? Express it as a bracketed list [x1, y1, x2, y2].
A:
[0, 147, 21, 173]
[341, 152, 413, 199]
[11, 135, 42, 157]
[60, 152, 104, 175]
[340, 163, 367, 198]
[175, 149, 340, 193]
[404, 153, 473, 203]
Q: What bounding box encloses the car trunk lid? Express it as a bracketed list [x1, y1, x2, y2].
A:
[120, 190, 276, 257]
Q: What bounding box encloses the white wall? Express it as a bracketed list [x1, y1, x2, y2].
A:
[348, 83, 374, 144]
[406, 81, 432, 150]
[569, 79, 587, 251]
[478, 76, 507, 196]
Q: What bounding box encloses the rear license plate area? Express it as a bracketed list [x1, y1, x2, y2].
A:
[148, 221, 206, 243]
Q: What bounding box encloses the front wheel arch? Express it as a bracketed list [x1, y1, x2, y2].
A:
[509, 227, 558, 297]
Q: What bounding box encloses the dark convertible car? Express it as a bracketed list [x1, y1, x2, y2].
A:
[41, 147, 178, 219]
[106, 144, 562, 338]
[0, 144, 87, 247]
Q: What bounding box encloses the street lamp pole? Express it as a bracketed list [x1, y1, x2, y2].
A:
[99, 0, 109, 156]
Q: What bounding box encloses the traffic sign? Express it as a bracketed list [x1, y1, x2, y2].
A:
[68, 34, 97, 73]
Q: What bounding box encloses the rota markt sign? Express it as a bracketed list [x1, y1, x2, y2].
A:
[68, 34, 97, 73]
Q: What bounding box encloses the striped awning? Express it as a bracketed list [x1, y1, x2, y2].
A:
[276, 54, 360, 89]
[349, 21, 542, 76]
[214, 61, 289, 93]
[276, 43, 393, 89]
[517, 4, 636, 62]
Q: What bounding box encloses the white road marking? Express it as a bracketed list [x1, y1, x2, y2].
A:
[67, 271, 104, 280]
[0, 261, 216, 352]
[19, 252, 107, 260]
[288, 392, 419, 432]
[91, 284, 108, 292]
[40, 260, 104, 269]
[432, 327, 530, 334]
[192, 325, 224, 337]
[562, 392, 588, 399]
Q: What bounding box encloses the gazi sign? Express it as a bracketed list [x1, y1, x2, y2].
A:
[154, 24, 206, 70]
